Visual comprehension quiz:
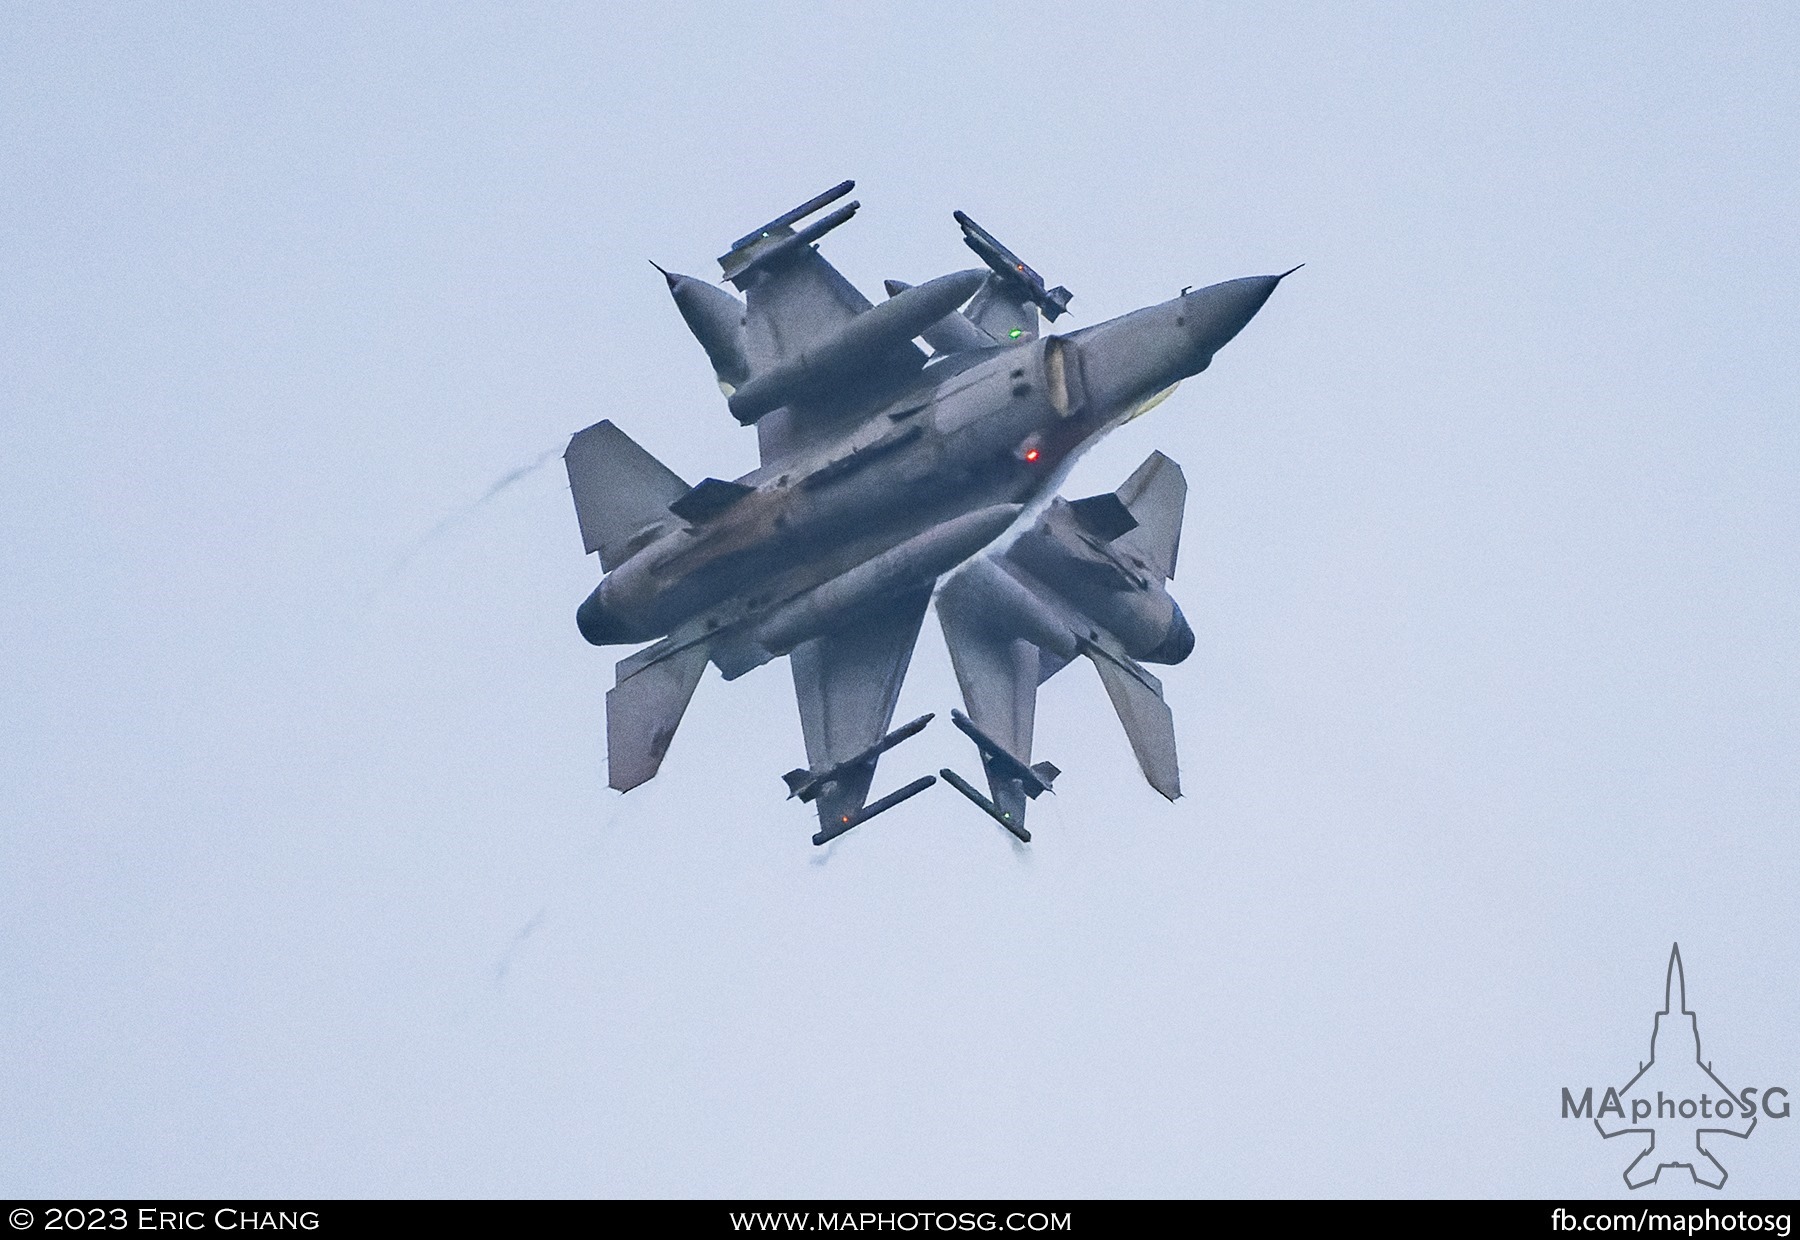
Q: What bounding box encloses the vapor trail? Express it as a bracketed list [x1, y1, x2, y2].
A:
[492, 906, 550, 990]
[374, 444, 562, 593]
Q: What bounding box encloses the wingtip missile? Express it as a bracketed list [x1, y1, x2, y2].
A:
[722, 202, 860, 284]
[939, 768, 1031, 842]
[729, 180, 856, 253]
[949, 709, 1056, 798]
[783, 713, 935, 802]
[811, 774, 937, 845]
[721, 192, 861, 283]
[953, 209, 1073, 321]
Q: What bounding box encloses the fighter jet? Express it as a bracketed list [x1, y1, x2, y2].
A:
[936, 453, 1192, 842]
[565, 180, 1287, 843]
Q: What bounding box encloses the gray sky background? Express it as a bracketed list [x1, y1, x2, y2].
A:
[4, 1, 1797, 1198]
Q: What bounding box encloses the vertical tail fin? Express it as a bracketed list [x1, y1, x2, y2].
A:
[1112, 451, 1187, 581]
[565, 420, 689, 572]
[963, 274, 1041, 344]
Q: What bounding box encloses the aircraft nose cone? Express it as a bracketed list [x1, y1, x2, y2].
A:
[1184, 273, 1283, 355]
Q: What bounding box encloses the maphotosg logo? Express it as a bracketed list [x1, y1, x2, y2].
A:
[1561, 944, 1790, 1189]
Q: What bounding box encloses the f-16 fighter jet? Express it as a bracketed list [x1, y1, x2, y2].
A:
[936, 452, 1192, 842]
[565, 181, 1288, 843]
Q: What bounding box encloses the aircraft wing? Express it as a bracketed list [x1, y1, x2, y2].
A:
[940, 612, 1045, 831]
[717, 182, 929, 464]
[788, 587, 933, 836]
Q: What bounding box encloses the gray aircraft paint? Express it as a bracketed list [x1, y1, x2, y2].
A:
[563, 185, 1285, 838]
[938, 452, 1193, 833]
[16, 7, 1797, 1201]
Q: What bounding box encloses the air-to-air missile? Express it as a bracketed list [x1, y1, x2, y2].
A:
[955, 209, 1074, 322]
[561, 180, 1289, 842]
[940, 709, 1062, 843]
[783, 713, 935, 804]
[720, 180, 860, 279]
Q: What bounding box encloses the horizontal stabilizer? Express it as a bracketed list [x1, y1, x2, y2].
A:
[565, 420, 688, 572]
[669, 477, 754, 524]
[1085, 644, 1180, 801]
[812, 775, 936, 845]
[605, 635, 711, 792]
[1067, 492, 1139, 542]
[950, 708, 1055, 799]
[783, 713, 934, 803]
[940, 768, 1031, 842]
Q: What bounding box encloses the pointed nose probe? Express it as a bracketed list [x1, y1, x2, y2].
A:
[1183, 268, 1294, 353]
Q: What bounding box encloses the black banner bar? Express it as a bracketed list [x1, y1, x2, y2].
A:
[4, 1200, 1799, 1237]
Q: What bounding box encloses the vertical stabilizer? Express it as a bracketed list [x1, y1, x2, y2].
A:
[1113, 451, 1187, 580]
[565, 420, 689, 572]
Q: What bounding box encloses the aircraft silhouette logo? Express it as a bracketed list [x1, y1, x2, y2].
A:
[1592, 944, 1756, 1188]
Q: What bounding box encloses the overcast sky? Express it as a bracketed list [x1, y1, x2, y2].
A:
[4, 2, 1797, 1198]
